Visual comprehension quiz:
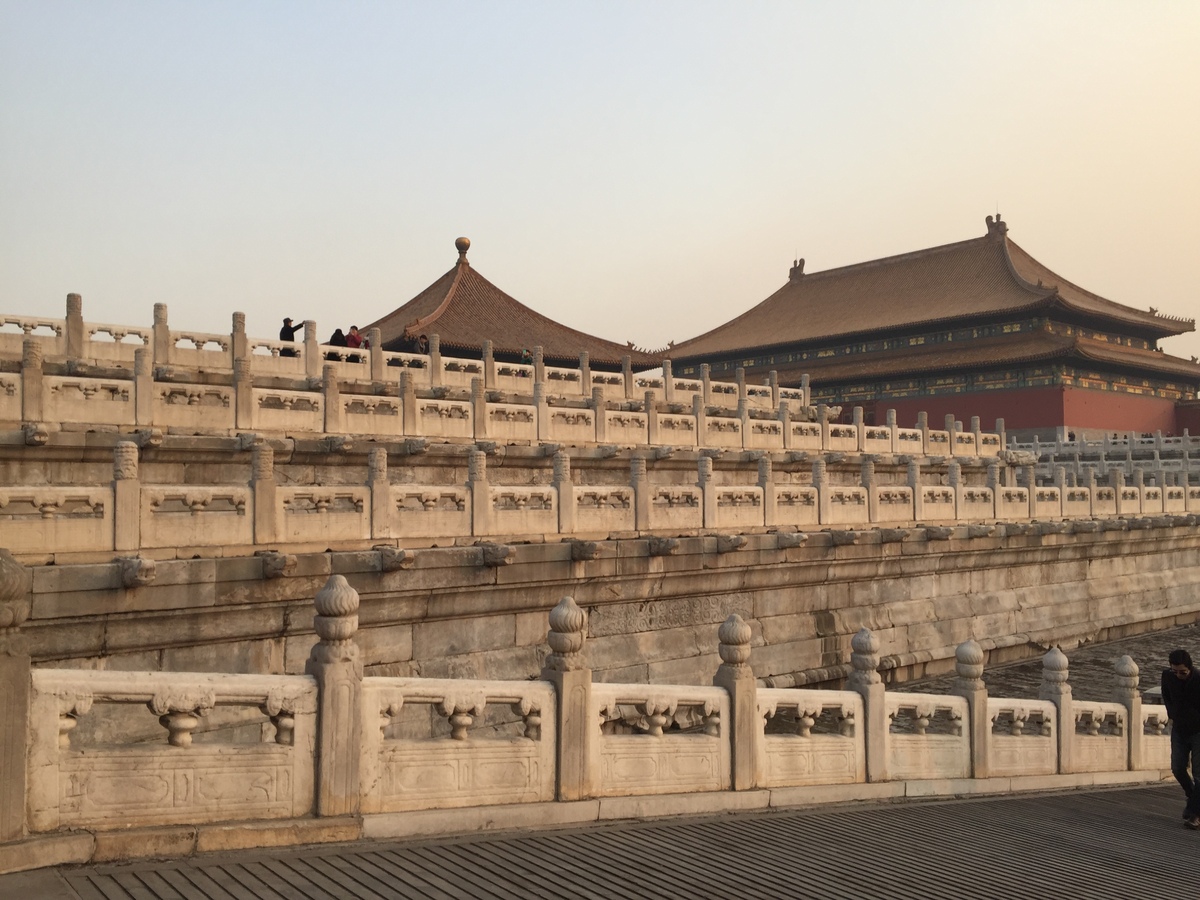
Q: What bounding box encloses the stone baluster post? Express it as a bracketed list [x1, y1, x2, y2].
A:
[698, 456, 716, 528]
[1023, 464, 1037, 519]
[482, 340, 496, 389]
[399, 370, 417, 436]
[971, 416, 982, 454]
[692, 394, 708, 450]
[0, 550, 32, 842]
[65, 292, 85, 359]
[645, 390, 659, 445]
[1040, 647, 1074, 775]
[768, 370, 779, 409]
[777, 402, 792, 451]
[799, 373, 810, 408]
[427, 334, 443, 387]
[1109, 467, 1127, 515]
[234, 355, 254, 430]
[533, 381, 550, 442]
[631, 457, 650, 531]
[758, 456, 776, 528]
[944, 414, 956, 443]
[700, 363, 712, 405]
[886, 408, 898, 453]
[853, 406, 865, 451]
[554, 451, 575, 535]
[917, 411, 929, 455]
[736, 398, 750, 450]
[303, 320, 320, 378]
[533, 345, 545, 386]
[592, 387, 607, 443]
[306, 575, 363, 817]
[714, 614, 758, 790]
[368, 327, 384, 382]
[20, 339, 44, 423]
[952, 640, 989, 779]
[541, 597, 593, 800]
[578, 352, 590, 397]
[322, 365, 342, 434]
[622, 354, 633, 400]
[152, 303, 170, 367]
[1085, 467, 1098, 516]
[986, 460, 1002, 518]
[995, 417, 1006, 450]
[862, 456, 878, 522]
[468, 449, 492, 536]
[113, 441, 141, 552]
[471, 377, 488, 440]
[813, 457, 831, 524]
[947, 460, 962, 520]
[1113, 655, 1142, 771]
[817, 404, 830, 450]
[848, 628, 888, 783]
[368, 447, 390, 539]
[1132, 468, 1145, 515]
[252, 443, 278, 544]
[231, 311, 248, 364]
[735, 367, 747, 408]
[133, 348, 153, 426]
[661, 359, 675, 404]
[908, 459, 925, 522]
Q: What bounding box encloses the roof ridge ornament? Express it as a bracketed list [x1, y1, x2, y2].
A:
[455, 236, 471, 266]
[985, 214, 1008, 240]
[789, 257, 805, 283]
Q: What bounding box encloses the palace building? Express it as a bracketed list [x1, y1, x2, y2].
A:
[367, 237, 659, 372]
[668, 216, 1200, 440]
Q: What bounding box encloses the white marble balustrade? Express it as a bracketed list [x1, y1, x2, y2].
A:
[27, 670, 316, 832]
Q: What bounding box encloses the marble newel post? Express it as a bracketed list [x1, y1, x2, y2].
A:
[0, 550, 32, 842]
[541, 597, 594, 801]
[1039, 647, 1073, 775]
[713, 614, 758, 790]
[1112, 655, 1142, 771]
[113, 441, 141, 552]
[848, 628, 888, 783]
[951, 640, 989, 779]
[306, 575, 363, 817]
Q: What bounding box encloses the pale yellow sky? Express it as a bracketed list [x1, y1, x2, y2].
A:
[2, 3, 1198, 362]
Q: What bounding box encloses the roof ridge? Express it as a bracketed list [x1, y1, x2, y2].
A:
[800, 234, 995, 280]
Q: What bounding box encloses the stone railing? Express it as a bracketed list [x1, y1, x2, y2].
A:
[0, 574, 1171, 873]
[1, 295, 1008, 456]
[4, 439, 1195, 561]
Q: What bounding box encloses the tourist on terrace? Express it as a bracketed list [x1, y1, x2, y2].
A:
[346, 325, 364, 349]
[279, 317, 300, 357]
[1163, 649, 1200, 828]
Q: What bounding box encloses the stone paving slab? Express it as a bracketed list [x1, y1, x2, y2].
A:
[7, 784, 1194, 899]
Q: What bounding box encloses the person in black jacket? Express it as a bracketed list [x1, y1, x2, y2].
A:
[1162, 648, 1200, 828]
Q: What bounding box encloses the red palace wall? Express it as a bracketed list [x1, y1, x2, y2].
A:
[862, 386, 1181, 437]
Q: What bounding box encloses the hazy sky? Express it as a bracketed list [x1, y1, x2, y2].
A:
[3, 2, 1199, 362]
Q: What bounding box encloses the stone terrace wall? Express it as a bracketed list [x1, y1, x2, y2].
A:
[22, 523, 1200, 694]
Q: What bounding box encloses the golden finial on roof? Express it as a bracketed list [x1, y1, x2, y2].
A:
[455, 237, 471, 264]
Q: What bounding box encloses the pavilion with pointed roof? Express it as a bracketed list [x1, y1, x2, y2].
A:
[367, 238, 659, 371]
[669, 216, 1200, 440]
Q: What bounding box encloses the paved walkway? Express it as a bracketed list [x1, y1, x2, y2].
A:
[3, 784, 1193, 899]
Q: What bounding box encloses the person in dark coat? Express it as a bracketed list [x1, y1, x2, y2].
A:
[279, 318, 301, 357]
[1162, 648, 1200, 828]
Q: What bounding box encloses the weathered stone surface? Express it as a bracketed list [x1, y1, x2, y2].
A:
[412, 614, 516, 660]
[90, 826, 197, 862]
[0, 833, 93, 875]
